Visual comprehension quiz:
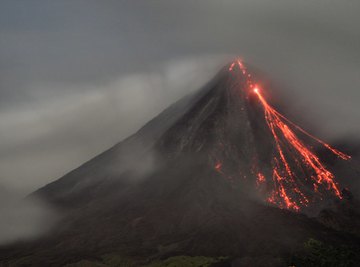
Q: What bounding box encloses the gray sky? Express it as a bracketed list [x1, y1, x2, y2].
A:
[1, 0, 360, 194]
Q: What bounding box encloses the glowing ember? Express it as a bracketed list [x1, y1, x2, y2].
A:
[228, 62, 235, 71]
[256, 172, 266, 186]
[214, 161, 223, 172]
[219, 59, 351, 211]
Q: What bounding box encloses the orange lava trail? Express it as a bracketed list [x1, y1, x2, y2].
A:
[228, 59, 351, 211]
[273, 110, 351, 160]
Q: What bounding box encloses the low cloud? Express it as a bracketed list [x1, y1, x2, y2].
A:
[0, 56, 227, 194]
[0, 186, 56, 245]
[1, 0, 359, 206]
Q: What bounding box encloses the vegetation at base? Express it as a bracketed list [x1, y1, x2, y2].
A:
[290, 238, 360, 267]
[64, 259, 107, 267]
[144, 256, 228, 267]
[19, 240, 360, 267]
[101, 254, 136, 267]
[62, 255, 228, 267]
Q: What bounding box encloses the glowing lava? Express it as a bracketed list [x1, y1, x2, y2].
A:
[256, 172, 266, 186]
[224, 59, 351, 211]
[214, 161, 223, 173]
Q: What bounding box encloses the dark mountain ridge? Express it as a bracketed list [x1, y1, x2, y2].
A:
[1, 62, 360, 266]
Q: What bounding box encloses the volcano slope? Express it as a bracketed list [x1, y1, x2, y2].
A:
[1, 61, 360, 266]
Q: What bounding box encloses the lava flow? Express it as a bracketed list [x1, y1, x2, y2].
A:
[225, 59, 351, 211]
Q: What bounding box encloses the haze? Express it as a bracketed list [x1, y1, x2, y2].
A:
[1, 0, 359, 195]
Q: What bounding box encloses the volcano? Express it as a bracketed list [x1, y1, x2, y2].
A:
[1, 60, 360, 266]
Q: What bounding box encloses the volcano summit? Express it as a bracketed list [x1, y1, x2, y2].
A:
[1, 60, 360, 266]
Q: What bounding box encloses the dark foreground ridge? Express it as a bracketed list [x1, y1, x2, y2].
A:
[1, 61, 360, 267]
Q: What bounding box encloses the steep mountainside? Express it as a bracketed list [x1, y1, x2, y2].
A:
[1, 61, 360, 267]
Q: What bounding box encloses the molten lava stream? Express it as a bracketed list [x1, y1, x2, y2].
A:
[228, 59, 351, 211]
[253, 84, 350, 210]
